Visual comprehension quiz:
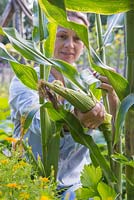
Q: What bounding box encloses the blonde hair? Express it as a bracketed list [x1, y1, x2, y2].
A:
[67, 11, 89, 27]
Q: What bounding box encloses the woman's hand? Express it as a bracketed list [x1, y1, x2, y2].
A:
[74, 102, 105, 129]
[95, 73, 119, 119]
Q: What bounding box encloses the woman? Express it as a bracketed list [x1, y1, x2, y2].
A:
[9, 11, 118, 199]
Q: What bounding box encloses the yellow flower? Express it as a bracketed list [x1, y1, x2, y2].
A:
[6, 183, 19, 189]
[13, 160, 27, 171]
[4, 137, 18, 143]
[39, 177, 49, 183]
[40, 196, 51, 200]
[0, 191, 2, 196]
[0, 159, 9, 164]
[19, 192, 30, 199]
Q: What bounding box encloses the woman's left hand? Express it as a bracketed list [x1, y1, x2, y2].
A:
[96, 74, 119, 119]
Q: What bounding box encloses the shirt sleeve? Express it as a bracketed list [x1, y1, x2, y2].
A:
[9, 74, 41, 136]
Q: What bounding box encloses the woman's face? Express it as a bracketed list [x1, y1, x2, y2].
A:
[54, 17, 84, 64]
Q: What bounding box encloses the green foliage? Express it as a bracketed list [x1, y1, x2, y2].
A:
[76, 164, 117, 200]
[64, 0, 131, 14]
[10, 61, 38, 90]
[112, 152, 134, 168]
[0, 149, 60, 199]
[1, 0, 134, 199]
[0, 97, 10, 120]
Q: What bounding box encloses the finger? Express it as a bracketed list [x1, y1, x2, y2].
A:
[98, 75, 109, 83]
[100, 83, 114, 93]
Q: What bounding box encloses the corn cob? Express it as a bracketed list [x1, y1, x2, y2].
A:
[41, 79, 113, 169]
[43, 80, 112, 125]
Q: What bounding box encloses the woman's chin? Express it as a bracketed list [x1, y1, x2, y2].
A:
[62, 58, 74, 64]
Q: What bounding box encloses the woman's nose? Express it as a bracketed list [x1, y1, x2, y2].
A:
[64, 37, 74, 48]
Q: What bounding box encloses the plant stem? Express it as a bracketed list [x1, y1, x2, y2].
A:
[38, 3, 47, 172]
[95, 14, 113, 168]
[125, 10, 134, 200]
[95, 14, 123, 197]
[113, 139, 122, 200]
[95, 14, 110, 113]
[95, 14, 106, 63]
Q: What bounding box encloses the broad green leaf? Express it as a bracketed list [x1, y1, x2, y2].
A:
[39, 0, 89, 49]
[97, 182, 117, 200]
[44, 22, 57, 58]
[81, 165, 102, 188]
[89, 47, 129, 101]
[2, 27, 50, 65]
[114, 94, 134, 145]
[52, 59, 88, 92]
[0, 43, 16, 62]
[44, 102, 116, 184]
[65, 0, 131, 14]
[10, 61, 38, 90]
[76, 187, 97, 200]
[1, 27, 87, 91]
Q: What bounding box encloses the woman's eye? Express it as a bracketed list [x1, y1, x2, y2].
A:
[57, 34, 67, 39]
[74, 36, 81, 41]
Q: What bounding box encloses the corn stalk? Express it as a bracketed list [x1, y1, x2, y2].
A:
[125, 10, 134, 200]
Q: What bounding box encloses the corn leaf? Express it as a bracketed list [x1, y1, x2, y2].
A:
[22, 103, 60, 179]
[44, 22, 57, 58]
[0, 43, 16, 62]
[9, 61, 38, 90]
[0, 27, 87, 91]
[44, 102, 116, 184]
[112, 153, 134, 167]
[65, 0, 132, 14]
[41, 108, 60, 179]
[103, 13, 124, 46]
[52, 59, 88, 92]
[89, 47, 130, 101]
[2, 27, 50, 65]
[38, 0, 89, 49]
[23, 105, 40, 131]
[114, 94, 134, 145]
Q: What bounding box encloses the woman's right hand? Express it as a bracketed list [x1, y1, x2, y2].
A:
[74, 102, 105, 129]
